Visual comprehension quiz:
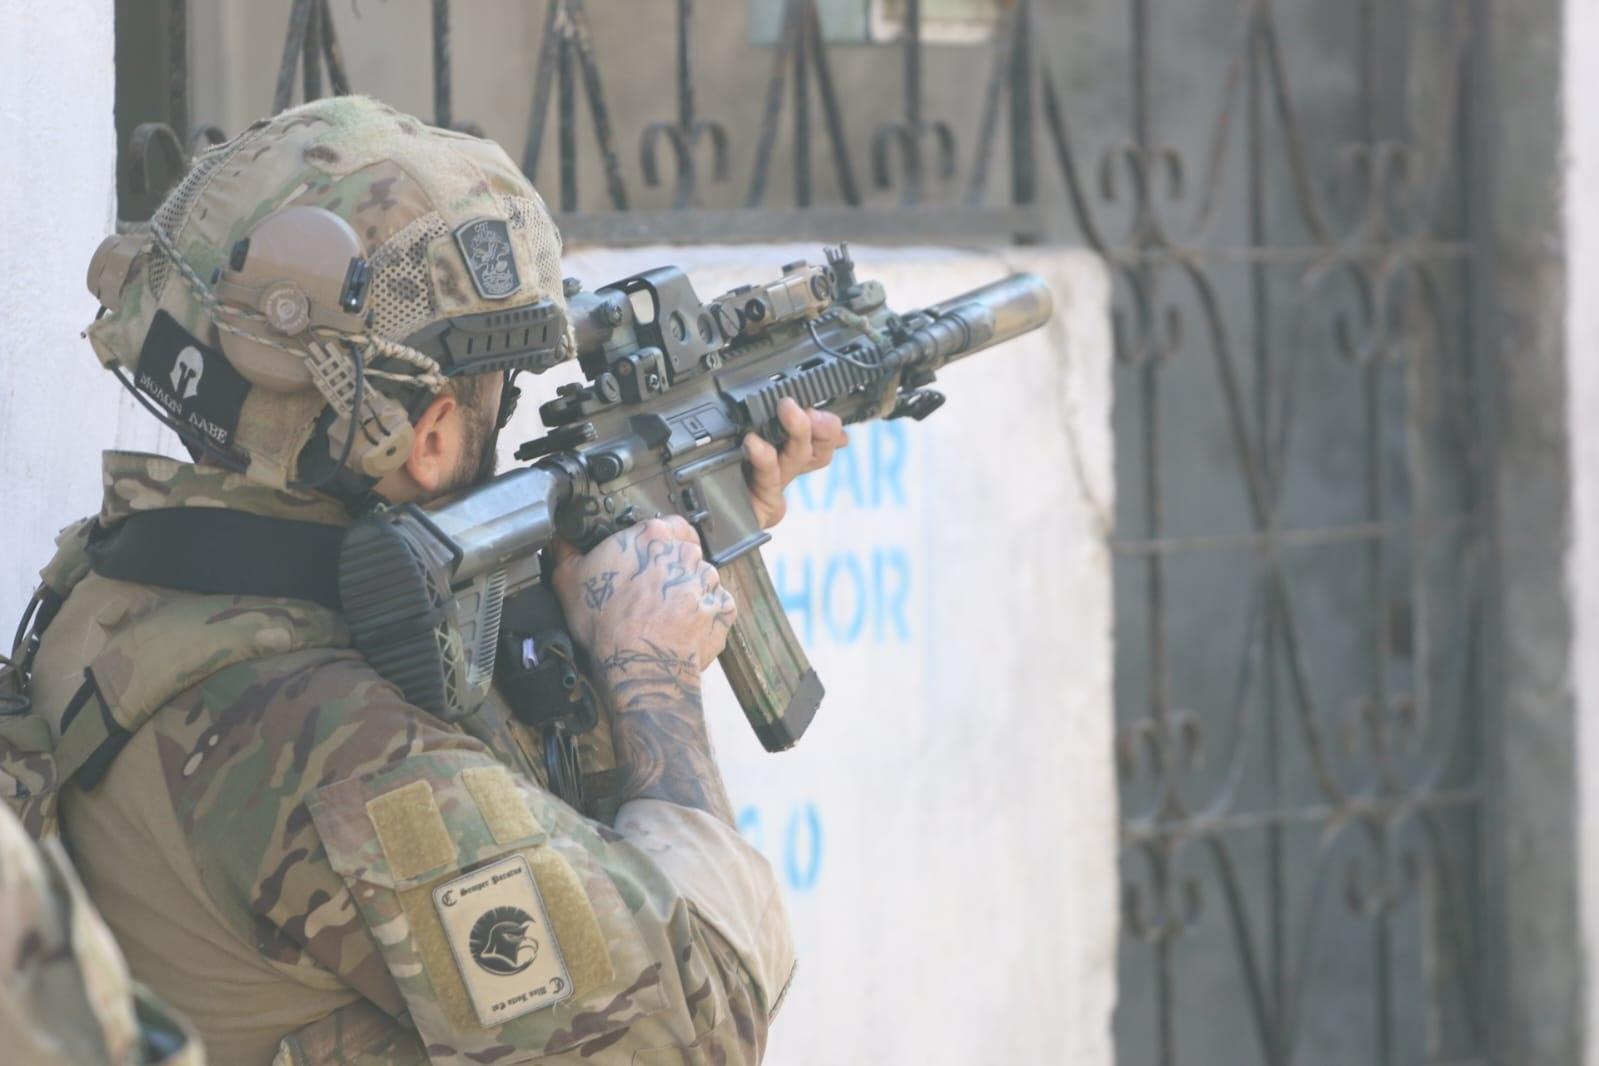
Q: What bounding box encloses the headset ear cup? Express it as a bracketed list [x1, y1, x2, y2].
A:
[215, 318, 315, 392]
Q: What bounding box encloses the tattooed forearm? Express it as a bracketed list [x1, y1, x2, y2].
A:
[597, 640, 735, 826]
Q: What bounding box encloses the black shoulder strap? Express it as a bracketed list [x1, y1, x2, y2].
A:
[86, 509, 345, 611]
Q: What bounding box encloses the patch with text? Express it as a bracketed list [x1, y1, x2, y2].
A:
[434, 853, 573, 1026]
[135, 311, 250, 450]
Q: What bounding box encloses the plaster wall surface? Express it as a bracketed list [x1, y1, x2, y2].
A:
[0, 0, 177, 625]
[1567, 1, 1599, 1062]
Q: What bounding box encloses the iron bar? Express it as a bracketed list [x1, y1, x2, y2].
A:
[1110, 513, 1482, 557]
[747, 0, 859, 209]
[433, 0, 452, 129]
[557, 205, 1040, 245]
[273, 0, 315, 114]
[522, 1, 628, 214]
[640, 0, 730, 208]
[522, 0, 560, 179]
[558, 14, 577, 212]
[320, 0, 350, 97]
[302, 0, 322, 105]
[167, 0, 187, 144]
[1122, 788, 1482, 844]
[1009, 0, 1035, 208]
[1244, 7, 1288, 1062]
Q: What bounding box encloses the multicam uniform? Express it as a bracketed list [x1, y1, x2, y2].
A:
[0, 799, 203, 1065]
[7, 453, 792, 1064]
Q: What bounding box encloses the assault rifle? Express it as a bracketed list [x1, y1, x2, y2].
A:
[339, 245, 1052, 801]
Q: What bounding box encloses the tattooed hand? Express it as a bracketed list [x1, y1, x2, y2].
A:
[550, 516, 737, 671]
[550, 516, 738, 824]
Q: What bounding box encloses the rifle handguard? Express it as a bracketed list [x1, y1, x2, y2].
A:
[717, 547, 824, 752]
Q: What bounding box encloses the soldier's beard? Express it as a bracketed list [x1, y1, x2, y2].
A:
[433, 405, 501, 499]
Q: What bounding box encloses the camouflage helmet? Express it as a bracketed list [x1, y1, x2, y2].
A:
[85, 95, 570, 493]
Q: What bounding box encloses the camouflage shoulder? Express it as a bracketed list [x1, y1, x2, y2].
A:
[38, 516, 96, 597]
[304, 744, 771, 1063]
[272, 999, 428, 1066]
[149, 648, 448, 964]
[99, 451, 349, 526]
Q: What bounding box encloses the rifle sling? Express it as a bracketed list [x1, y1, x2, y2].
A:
[86, 508, 345, 611]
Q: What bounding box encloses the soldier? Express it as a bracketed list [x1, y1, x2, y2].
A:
[2, 95, 845, 1063]
[0, 801, 204, 1064]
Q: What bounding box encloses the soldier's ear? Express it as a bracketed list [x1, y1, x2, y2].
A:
[404, 393, 462, 496]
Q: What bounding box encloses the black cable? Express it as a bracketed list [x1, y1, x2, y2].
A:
[806, 320, 885, 372]
[290, 338, 366, 494]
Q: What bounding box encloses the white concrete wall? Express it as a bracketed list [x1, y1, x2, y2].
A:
[1569, 0, 1599, 1058]
[0, 0, 176, 623]
[553, 244, 1117, 1066]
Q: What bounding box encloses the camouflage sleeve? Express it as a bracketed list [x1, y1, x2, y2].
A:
[0, 804, 203, 1066]
[307, 746, 787, 1064]
[613, 799, 796, 1013]
[161, 649, 787, 1064]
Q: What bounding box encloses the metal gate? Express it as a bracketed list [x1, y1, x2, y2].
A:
[117, 2, 1493, 1063]
[1101, 3, 1490, 1064]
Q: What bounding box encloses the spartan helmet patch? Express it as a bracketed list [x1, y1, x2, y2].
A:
[135, 311, 251, 451]
[433, 854, 574, 1025]
[170, 346, 205, 400]
[454, 218, 520, 300]
[470, 906, 540, 975]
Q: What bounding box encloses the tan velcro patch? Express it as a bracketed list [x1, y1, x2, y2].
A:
[366, 780, 457, 881]
[527, 847, 613, 996]
[397, 882, 479, 1032]
[462, 765, 543, 845]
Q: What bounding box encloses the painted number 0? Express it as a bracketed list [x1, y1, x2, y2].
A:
[737, 802, 824, 893]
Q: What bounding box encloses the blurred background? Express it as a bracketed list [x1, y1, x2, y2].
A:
[4, 0, 1589, 1064]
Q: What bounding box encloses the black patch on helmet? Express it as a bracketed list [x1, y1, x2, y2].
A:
[453, 218, 521, 300]
[135, 311, 250, 451]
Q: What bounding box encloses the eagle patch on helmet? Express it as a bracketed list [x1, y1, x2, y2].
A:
[434, 853, 573, 1026]
[453, 218, 521, 300]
